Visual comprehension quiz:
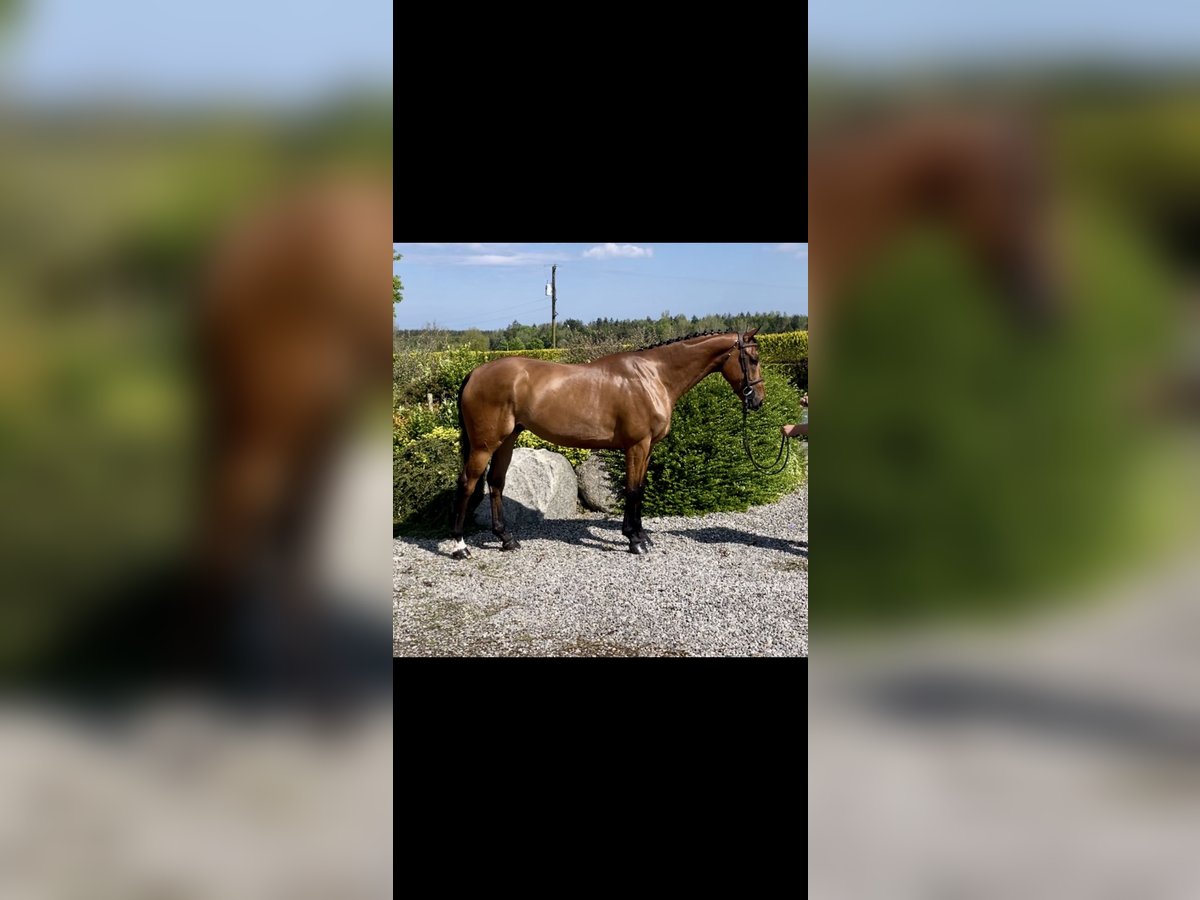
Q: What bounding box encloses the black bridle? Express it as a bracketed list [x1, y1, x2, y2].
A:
[733, 334, 792, 476]
[736, 333, 764, 410]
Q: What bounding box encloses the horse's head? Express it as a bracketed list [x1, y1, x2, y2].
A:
[719, 328, 764, 411]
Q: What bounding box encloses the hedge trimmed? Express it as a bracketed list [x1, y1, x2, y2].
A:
[817, 227, 1170, 627]
[758, 331, 808, 390]
[394, 347, 568, 406]
[480, 348, 565, 361]
[757, 330, 808, 362]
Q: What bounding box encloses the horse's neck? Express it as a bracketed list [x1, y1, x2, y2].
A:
[652, 336, 734, 404]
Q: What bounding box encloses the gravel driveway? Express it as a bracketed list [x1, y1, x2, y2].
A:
[393, 485, 807, 657]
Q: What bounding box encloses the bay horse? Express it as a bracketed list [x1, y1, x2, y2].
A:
[449, 329, 765, 558]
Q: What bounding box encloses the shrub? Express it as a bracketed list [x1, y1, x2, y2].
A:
[394, 348, 571, 408]
[393, 431, 461, 535]
[603, 366, 806, 516]
[559, 338, 632, 364]
[818, 227, 1171, 628]
[758, 330, 808, 390]
[482, 348, 565, 361]
[430, 346, 490, 398]
[393, 351, 436, 406]
[516, 430, 591, 467]
[757, 330, 808, 362]
[393, 400, 458, 445]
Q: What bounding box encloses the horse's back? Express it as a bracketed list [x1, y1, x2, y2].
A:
[461, 354, 649, 449]
[464, 355, 574, 392]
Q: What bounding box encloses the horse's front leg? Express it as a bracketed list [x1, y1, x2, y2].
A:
[622, 440, 652, 554]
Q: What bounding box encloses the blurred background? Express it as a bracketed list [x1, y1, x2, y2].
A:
[0, 2, 392, 897]
[810, 3, 1200, 898]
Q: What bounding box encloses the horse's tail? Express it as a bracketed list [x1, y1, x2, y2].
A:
[457, 372, 472, 465]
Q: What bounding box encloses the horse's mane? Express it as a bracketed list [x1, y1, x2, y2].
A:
[634, 330, 746, 353]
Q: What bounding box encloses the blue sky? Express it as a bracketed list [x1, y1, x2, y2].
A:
[5, 0, 391, 104]
[811, 2, 1200, 68]
[392, 244, 809, 331]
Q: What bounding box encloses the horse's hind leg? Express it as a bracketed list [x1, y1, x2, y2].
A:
[487, 431, 522, 551]
[450, 449, 492, 559]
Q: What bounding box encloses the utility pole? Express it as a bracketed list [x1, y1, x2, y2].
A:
[551, 264, 558, 349]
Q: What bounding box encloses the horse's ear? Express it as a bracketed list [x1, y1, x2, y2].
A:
[744, 326, 760, 340]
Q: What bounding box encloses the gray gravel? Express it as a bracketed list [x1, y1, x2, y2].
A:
[393, 484, 807, 657]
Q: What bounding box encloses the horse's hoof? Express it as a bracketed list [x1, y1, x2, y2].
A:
[639, 533, 654, 548]
[629, 542, 647, 555]
[501, 538, 521, 551]
[451, 548, 472, 560]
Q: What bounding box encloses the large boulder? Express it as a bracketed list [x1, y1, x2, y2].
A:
[576, 452, 619, 514]
[474, 448, 578, 528]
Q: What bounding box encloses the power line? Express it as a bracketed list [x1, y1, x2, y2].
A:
[395, 298, 547, 330]
[576, 266, 805, 291]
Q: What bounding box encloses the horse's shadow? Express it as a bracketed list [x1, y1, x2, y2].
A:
[405, 513, 631, 557]
[402, 502, 808, 558]
[674, 526, 808, 557]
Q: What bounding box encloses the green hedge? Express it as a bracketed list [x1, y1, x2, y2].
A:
[758, 330, 808, 390]
[393, 432, 461, 535]
[602, 366, 807, 516]
[757, 330, 808, 361]
[394, 347, 568, 406]
[480, 348, 565, 361]
[818, 226, 1172, 628]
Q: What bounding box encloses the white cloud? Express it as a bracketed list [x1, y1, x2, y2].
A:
[413, 243, 516, 250]
[456, 255, 542, 266]
[774, 243, 808, 259]
[397, 244, 554, 266]
[455, 252, 557, 266]
[583, 243, 654, 259]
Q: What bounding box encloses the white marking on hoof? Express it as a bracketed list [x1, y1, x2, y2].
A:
[452, 538, 466, 553]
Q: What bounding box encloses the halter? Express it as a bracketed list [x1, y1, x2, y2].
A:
[733, 333, 792, 476]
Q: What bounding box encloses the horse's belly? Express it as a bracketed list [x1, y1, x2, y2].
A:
[521, 391, 621, 448]
[524, 419, 617, 449]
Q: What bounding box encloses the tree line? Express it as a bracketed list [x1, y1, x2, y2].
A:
[394, 310, 808, 352]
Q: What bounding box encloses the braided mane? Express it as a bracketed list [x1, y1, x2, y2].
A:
[634, 330, 742, 352]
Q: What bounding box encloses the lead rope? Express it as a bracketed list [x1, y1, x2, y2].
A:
[740, 391, 792, 476]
